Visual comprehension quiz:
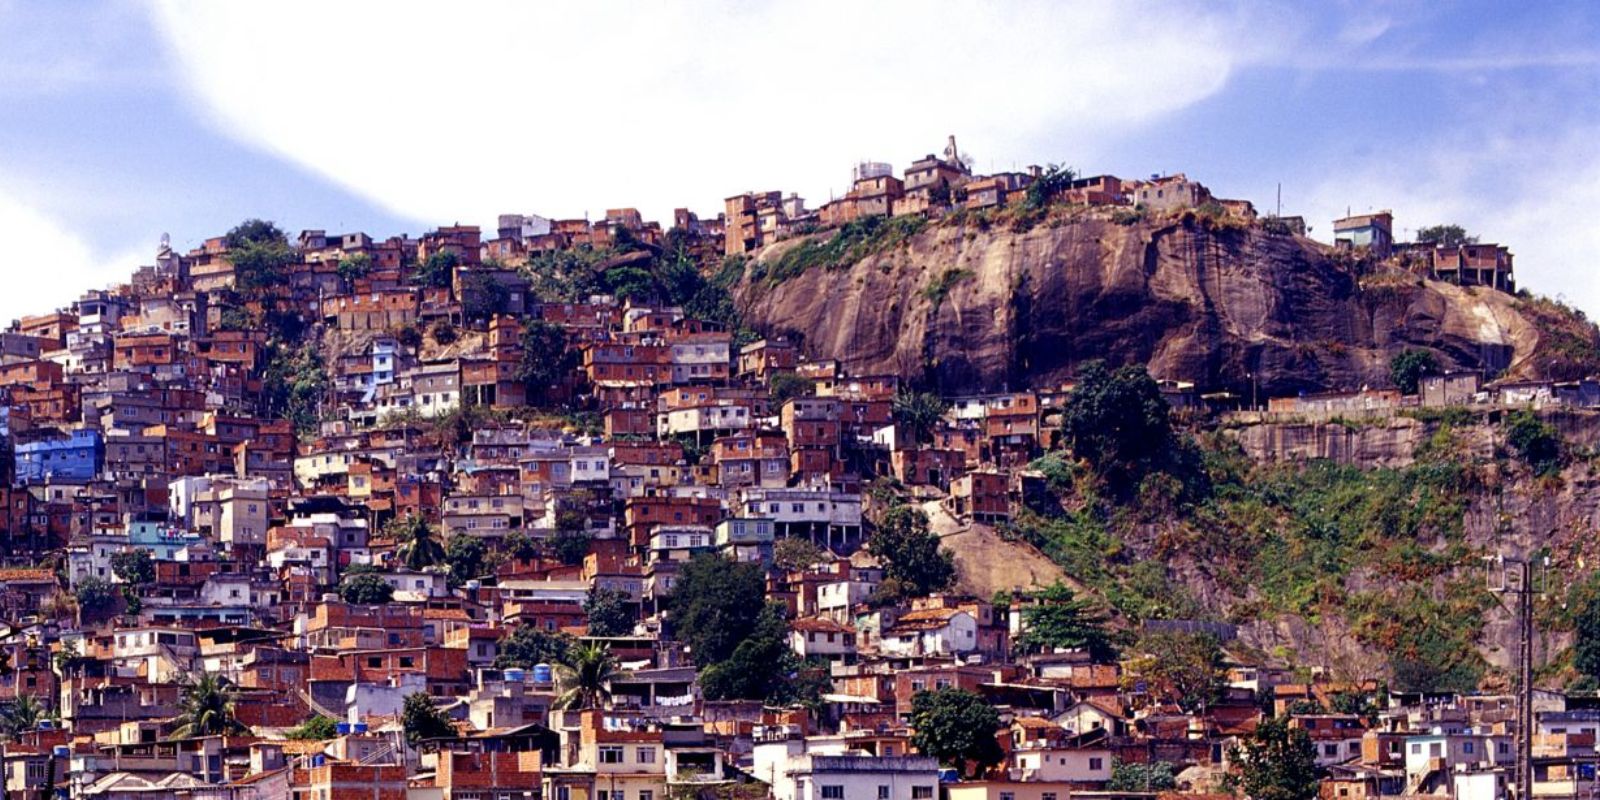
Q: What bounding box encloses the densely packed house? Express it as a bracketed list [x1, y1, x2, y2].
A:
[0, 138, 1554, 800]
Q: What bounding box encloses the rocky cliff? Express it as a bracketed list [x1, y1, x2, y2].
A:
[733, 211, 1572, 395]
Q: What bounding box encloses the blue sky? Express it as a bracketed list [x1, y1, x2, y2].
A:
[2, 1, 1599, 321]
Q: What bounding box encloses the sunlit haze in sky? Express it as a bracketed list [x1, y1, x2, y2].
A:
[2, 1, 1599, 320]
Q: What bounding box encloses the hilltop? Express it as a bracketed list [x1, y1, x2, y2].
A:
[732, 205, 1595, 397]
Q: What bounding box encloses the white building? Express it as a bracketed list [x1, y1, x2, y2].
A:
[753, 735, 939, 800]
[879, 609, 978, 657]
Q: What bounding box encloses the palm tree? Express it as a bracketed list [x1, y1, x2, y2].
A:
[893, 390, 949, 445]
[394, 515, 445, 571]
[0, 695, 45, 740]
[171, 673, 246, 738]
[553, 643, 625, 711]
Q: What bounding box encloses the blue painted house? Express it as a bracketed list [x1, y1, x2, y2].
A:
[15, 429, 103, 484]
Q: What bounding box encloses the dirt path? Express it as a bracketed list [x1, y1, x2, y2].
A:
[921, 499, 1077, 599]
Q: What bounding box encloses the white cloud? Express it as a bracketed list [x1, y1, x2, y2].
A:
[145, 0, 1268, 227]
[0, 184, 146, 321]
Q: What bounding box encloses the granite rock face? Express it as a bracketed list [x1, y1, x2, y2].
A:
[735, 215, 1543, 395]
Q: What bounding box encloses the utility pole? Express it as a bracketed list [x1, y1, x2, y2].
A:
[1488, 552, 1542, 800]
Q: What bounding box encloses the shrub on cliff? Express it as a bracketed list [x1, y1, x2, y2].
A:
[1389, 348, 1438, 395]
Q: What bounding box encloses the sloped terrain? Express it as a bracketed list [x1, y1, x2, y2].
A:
[734, 210, 1565, 396]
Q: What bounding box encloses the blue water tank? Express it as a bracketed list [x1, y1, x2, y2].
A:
[37, 719, 54, 731]
[504, 668, 526, 682]
[311, 754, 326, 767]
[532, 663, 553, 684]
[353, 722, 369, 734]
[335, 722, 352, 735]
[52, 746, 70, 758]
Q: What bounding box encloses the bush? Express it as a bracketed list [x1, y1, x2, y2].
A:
[430, 319, 457, 345]
[1505, 410, 1562, 475]
[1389, 349, 1438, 395]
[339, 573, 395, 605]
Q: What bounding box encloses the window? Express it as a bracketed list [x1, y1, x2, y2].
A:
[1090, 757, 1104, 770]
[638, 793, 653, 800]
[599, 746, 624, 764]
[820, 788, 844, 800]
[1323, 744, 1338, 757]
[877, 788, 890, 800]
[1043, 794, 1058, 800]
[1000, 794, 1015, 800]
[636, 747, 655, 764]
[912, 788, 934, 800]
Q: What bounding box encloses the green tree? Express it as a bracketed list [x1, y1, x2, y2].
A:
[402, 691, 455, 747]
[700, 603, 830, 707]
[339, 573, 395, 605]
[1505, 410, 1563, 476]
[225, 218, 286, 249]
[1015, 581, 1116, 660]
[867, 505, 955, 600]
[286, 715, 339, 741]
[909, 688, 1004, 779]
[1108, 760, 1178, 792]
[769, 372, 814, 407]
[0, 695, 46, 740]
[1131, 631, 1225, 713]
[461, 271, 510, 320]
[172, 673, 246, 738]
[430, 319, 458, 344]
[392, 515, 446, 570]
[495, 626, 573, 669]
[503, 530, 541, 561]
[1062, 360, 1200, 500]
[262, 342, 327, 435]
[1416, 224, 1475, 248]
[670, 554, 767, 665]
[773, 537, 828, 572]
[444, 535, 487, 587]
[603, 265, 656, 301]
[893, 390, 948, 444]
[554, 643, 624, 710]
[517, 320, 574, 403]
[336, 253, 374, 291]
[395, 324, 423, 350]
[549, 530, 592, 565]
[111, 548, 156, 614]
[1389, 349, 1439, 395]
[584, 588, 635, 637]
[1576, 579, 1600, 683]
[1023, 164, 1078, 211]
[225, 219, 294, 296]
[111, 548, 155, 586]
[414, 251, 458, 288]
[74, 577, 119, 615]
[1227, 716, 1320, 800]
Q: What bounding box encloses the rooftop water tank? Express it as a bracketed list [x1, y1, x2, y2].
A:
[533, 663, 554, 684]
[504, 668, 526, 682]
[335, 722, 352, 735]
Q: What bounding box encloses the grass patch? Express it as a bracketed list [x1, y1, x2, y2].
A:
[751, 215, 927, 286]
[922, 268, 974, 307]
